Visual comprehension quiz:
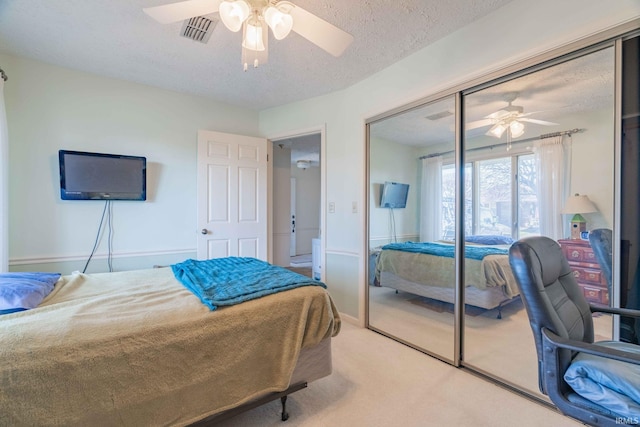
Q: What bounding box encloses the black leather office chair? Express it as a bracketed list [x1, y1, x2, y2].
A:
[509, 236, 640, 426]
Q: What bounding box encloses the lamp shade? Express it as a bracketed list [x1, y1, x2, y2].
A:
[242, 15, 266, 51]
[488, 122, 507, 138]
[509, 120, 525, 138]
[264, 6, 293, 40]
[219, 0, 250, 32]
[561, 194, 597, 215]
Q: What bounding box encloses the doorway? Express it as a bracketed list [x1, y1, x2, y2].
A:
[271, 132, 322, 278]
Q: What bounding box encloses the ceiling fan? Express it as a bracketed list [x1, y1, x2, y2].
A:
[143, 0, 354, 70]
[466, 100, 558, 139]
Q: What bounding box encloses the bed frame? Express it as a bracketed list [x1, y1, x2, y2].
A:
[192, 337, 332, 424]
[379, 271, 516, 319]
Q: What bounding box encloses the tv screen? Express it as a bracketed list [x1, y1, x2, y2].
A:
[59, 150, 147, 201]
[380, 181, 409, 208]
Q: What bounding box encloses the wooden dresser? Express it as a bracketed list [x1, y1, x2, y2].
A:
[558, 238, 608, 305]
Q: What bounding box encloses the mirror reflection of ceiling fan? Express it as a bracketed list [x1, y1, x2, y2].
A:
[143, 0, 354, 71]
[466, 98, 558, 139]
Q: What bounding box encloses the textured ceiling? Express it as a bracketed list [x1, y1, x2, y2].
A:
[371, 47, 615, 146]
[0, 0, 513, 111]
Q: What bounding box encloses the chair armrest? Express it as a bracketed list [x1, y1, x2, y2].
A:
[589, 303, 640, 318]
[542, 328, 640, 365]
[541, 329, 633, 427]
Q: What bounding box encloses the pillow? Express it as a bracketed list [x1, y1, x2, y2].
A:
[564, 340, 640, 419]
[465, 235, 514, 245]
[0, 272, 61, 314]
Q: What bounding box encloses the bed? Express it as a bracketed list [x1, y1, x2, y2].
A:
[0, 258, 341, 426]
[374, 239, 519, 317]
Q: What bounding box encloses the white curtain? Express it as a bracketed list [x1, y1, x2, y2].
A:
[0, 78, 7, 272]
[534, 135, 572, 240]
[419, 156, 443, 242]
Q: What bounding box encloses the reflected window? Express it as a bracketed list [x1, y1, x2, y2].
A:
[478, 157, 511, 236]
[441, 152, 539, 239]
[517, 154, 540, 237]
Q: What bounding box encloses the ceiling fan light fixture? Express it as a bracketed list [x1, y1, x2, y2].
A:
[510, 120, 525, 138]
[143, 0, 354, 71]
[242, 15, 266, 51]
[219, 0, 250, 32]
[264, 6, 293, 40]
[488, 123, 507, 138]
[296, 160, 310, 169]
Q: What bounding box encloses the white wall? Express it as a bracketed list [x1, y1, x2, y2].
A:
[259, 0, 640, 320]
[369, 137, 419, 247]
[564, 109, 615, 232]
[2, 54, 259, 273]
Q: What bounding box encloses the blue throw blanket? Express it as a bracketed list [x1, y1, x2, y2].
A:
[381, 241, 508, 261]
[171, 257, 326, 310]
[565, 341, 640, 419]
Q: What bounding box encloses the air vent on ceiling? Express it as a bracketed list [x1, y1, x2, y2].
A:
[181, 16, 216, 43]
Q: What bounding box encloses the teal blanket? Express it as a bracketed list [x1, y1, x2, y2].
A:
[382, 241, 508, 261]
[171, 257, 326, 310]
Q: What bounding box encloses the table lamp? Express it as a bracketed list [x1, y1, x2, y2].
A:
[561, 193, 597, 239]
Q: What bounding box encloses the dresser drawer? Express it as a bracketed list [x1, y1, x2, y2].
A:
[581, 284, 605, 304]
[562, 246, 593, 263]
[558, 238, 609, 304]
[570, 266, 603, 286]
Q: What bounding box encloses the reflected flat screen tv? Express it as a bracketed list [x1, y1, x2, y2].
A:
[380, 181, 409, 208]
[59, 150, 147, 201]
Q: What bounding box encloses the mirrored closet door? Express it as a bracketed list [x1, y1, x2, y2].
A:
[461, 46, 616, 399]
[368, 96, 457, 362]
[366, 34, 630, 401]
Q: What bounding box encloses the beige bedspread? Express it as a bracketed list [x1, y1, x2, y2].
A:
[376, 249, 519, 298]
[0, 267, 340, 426]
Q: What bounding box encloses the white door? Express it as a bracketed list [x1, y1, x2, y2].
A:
[197, 130, 268, 261]
[290, 177, 296, 257]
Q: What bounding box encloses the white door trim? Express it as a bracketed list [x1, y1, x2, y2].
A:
[290, 177, 296, 257]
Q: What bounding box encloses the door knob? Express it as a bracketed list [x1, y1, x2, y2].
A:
[201, 229, 208, 235]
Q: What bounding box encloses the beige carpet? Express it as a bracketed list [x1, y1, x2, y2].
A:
[368, 285, 612, 400]
[215, 320, 580, 427]
[409, 296, 486, 316]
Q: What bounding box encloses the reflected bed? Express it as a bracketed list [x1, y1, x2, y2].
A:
[374, 240, 519, 317]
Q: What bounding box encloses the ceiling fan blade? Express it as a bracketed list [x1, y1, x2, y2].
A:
[485, 109, 510, 120]
[465, 118, 495, 130]
[143, 0, 221, 24]
[289, 5, 354, 57]
[519, 118, 558, 126]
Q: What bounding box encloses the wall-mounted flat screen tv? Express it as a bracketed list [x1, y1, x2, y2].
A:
[59, 150, 147, 201]
[380, 181, 409, 208]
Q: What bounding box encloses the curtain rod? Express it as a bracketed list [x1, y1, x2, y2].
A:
[419, 128, 585, 159]
[0, 67, 6, 82]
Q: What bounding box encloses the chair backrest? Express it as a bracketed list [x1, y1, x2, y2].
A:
[508, 235, 594, 394]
